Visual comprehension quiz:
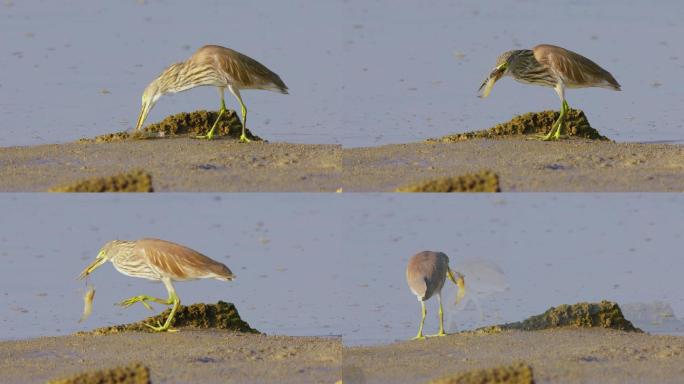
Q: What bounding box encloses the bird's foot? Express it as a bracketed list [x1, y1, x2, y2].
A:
[533, 131, 564, 141]
[411, 334, 426, 340]
[429, 331, 448, 337]
[119, 295, 154, 311]
[195, 133, 216, 140]
[143, 319, 178, 333]
[239, 133, 251, 143]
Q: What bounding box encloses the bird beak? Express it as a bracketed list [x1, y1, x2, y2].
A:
[78, 256, 106, 280]
[478, 65, 505, 98]
[135, 101, 151, 131]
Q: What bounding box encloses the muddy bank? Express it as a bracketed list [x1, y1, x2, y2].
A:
[49, 363, 150, 384]
[85, 301, 259, 335]
[0, 332, 341, 384]
[429, 109, 609, 142]
[49, 170, 153, 192]
[1, 107, 683, 191]
[1, 138, 682, 191]
[0, 139, 341, 192]
[476, 301, 641, 334]
[395, 170, 500, 192]
[342, 139, 684, 192]
[344, 329, 684, 384]
[427, 363, 534, 384]
[80, 110, 259, 143]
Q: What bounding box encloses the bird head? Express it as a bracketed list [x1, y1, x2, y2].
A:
[78, 241, 121, 279]
[135, 81, 162, 131]
[477, 51, 516, 98]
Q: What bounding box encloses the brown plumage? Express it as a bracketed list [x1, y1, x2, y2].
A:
[78, 238, 235, 332]
[532, 44, 620, 90]
[406, 251, 465, 339]
[479, 44, 620, 140]
[133, 238, 234, 281]
[136, 44, 288, 141]
[188, 45, 288, 93]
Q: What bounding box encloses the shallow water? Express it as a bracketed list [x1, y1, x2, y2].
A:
[1, 1, 683, 147]
[0, 194, 344, 340]
[339, 194, 684, 345]
[1, 194, 683, 344]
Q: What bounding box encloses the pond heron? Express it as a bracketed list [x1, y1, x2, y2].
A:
[406, 251, 465, 340]
[478, 44, 620, 140]
[136, 45, 288, 142]
[79, 238, 235, 332]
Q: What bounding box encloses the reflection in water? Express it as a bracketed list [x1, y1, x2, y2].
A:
[2, 1, 684, 146]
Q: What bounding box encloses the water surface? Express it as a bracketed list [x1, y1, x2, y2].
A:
[1, 1, 683, 147]
[0, 194, 343, 340]
[339, 194, 684, 345]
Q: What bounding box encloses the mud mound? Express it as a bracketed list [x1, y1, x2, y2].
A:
[48, 170, 153, 192]
[89, 301, 258, 335]
[48, 362, 150, 384]
[428, 363, 534, 384]
[478, 301, 641, 334]
[430, 109, 609, 142]
[396, 170, 500, 192]
[82, 110, 261, 143]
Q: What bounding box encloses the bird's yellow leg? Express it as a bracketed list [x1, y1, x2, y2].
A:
[238, 99, 250, 143]
[144, 292, 180, 332]
[119, 294, 172, 311]
[551, 101, 571, 140]
[197, 98, 227, 140]
[430, 295, 448, 337]
[412, 301, 427, 340]
[540, 102, 567, 141]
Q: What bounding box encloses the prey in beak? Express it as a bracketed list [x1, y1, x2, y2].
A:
[78, 254, 107, 280]
[478, 64, 506, 98]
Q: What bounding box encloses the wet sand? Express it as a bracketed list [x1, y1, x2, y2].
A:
[343, 139, 684, 192]
[0, 139, 341, 192]
[0, 331, 341, 384]
[0, 138, 682, 191]
[344, 329, 684, 384]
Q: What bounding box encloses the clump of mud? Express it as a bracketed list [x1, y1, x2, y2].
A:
[48, 362, 150, 384]
[48, 170, 153, 192]
[477, 301, 641, 334]
[428, 363, 534, 384]
[81, 110, 261, 143]
[89, 301, 258, 335]
[396, 170, 500, 192]
[429, 109, 609, 142]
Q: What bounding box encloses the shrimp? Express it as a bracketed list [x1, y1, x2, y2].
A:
[79, 284, 95, 323]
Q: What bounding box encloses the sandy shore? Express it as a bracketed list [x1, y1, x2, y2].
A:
[344, 329, 684, 384]
[0, 139, 341, 192]
[343, 139, 684, 192]
[0, 331, 341, 384]
[4, 329, 682, 383]
[0, 137, 682, 191]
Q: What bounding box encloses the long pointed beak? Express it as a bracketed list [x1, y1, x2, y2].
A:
[478, 68, 504, 98]
[78, 257, 106, 280]
[135, 102, 151, 131]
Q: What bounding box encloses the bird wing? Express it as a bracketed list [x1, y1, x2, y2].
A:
[534, 44, 620, 90]
[192, 46, 288, 92]
[135, 238, 233, 281]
